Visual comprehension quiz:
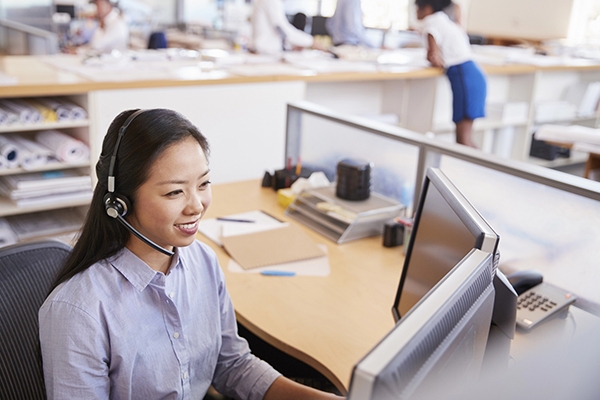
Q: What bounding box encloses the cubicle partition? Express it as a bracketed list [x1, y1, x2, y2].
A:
[0, 19, 58, 55]
[285, 100, 600, 315]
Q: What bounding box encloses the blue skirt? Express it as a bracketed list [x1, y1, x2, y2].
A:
[446, 61, 487, 123]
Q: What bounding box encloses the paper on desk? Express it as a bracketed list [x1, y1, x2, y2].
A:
[228, 244, 330, 276]
[198, 210, 284, 246]
[221, 224, 325, 270]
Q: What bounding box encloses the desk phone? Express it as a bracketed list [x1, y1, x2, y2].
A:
[516, 282, 577, 331]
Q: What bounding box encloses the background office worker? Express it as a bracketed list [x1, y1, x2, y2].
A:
[250, 0, 322, 54]
[38, 108, 342, 400]
[416, 0, 486, 148]
[326, 0, 377, 47]
[87, 0, 129, 53]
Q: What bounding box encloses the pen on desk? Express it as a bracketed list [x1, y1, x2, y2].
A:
[216, 217, 255, 223]
[261, 270, 296, 277]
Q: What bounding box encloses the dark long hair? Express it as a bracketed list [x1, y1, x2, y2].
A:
[49, 108, 210, 292]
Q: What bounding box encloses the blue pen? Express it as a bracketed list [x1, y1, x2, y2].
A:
[261, 270, 296, 277]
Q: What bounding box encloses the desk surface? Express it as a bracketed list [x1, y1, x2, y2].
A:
[198, 180, 404, 393]
[1, 54, 599, 97]
[199, 179, 600, 395]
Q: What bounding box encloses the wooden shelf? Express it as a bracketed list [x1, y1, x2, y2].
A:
[0, 162, 90, 176]
[0, 119, 89, 133]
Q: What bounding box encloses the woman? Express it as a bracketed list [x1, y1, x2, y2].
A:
[39, 108, 342, 400]
[416, 0, 486, 148]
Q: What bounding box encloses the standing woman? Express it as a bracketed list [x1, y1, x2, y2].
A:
[416, 0, 486, 148]
[39, 109, 343, 400]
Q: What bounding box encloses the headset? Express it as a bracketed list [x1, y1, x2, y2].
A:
[103, 109, 174, 256]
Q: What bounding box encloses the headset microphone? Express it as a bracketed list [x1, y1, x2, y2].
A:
[104, 109, 175, 257]
[116, 214, 174, 256]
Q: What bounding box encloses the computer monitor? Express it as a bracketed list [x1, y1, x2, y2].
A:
[392, 168, 499, 321]
[347, 248, 496, 400]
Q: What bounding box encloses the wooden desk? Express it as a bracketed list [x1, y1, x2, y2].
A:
[198, 180, 404, 393]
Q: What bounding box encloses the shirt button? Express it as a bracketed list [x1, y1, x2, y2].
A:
[173, 332, 180, 339]
[169, 292, 175, 298]
[183, 372, 188, 380]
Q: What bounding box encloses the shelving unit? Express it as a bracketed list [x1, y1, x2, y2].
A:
[0, 93, 92, 242]
[386, 66, 600, 166]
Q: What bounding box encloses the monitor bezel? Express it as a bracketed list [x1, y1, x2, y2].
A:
[348, 248, 495, 400]
[392, 167, 499, 321]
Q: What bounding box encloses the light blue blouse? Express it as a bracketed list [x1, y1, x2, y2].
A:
[39, 241, 280, 400]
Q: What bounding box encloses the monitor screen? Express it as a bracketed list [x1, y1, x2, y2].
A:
[348, 248, 496, 400]
[392, 168, 499, 321]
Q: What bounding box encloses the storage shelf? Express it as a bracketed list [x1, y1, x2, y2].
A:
[0, 94, 92, 227]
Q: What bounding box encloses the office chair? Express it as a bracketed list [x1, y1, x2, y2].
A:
[0, 240, 72, 400]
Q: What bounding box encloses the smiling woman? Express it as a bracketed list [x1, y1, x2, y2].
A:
[38, 108, 343, 400]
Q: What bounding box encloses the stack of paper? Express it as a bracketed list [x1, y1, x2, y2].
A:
[5, 207, 84, 240]
[199, 210, 328, 275]
[0, 170, 92, 207]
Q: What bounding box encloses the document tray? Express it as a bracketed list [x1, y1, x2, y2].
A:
[285, 185, 404, 243]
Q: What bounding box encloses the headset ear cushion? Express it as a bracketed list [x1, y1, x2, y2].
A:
[104, 193, 131, 218]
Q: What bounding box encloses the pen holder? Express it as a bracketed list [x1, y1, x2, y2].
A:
[336, 158, 372, 201]
[266, 166, 313, 191]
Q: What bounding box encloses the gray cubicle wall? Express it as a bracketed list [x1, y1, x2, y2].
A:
[0, 19, 58, 55]
[285, 100, 600, 315]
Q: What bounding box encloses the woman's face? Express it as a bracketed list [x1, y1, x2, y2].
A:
[126, 136, 211, 255]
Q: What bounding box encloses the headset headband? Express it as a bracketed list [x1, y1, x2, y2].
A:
[107, 109, 146, 193]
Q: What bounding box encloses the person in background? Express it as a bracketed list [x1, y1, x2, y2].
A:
[416, 0, 486, 148]
[39, 108, 343, 400]
[87, 0, 129, 52]
[326, 0, 377, 48]
[249, 0, 322, 55]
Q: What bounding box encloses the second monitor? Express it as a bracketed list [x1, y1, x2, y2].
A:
[392, 167, 500, 321]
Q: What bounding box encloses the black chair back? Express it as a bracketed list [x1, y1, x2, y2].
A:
[0, 240, 71, 400]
